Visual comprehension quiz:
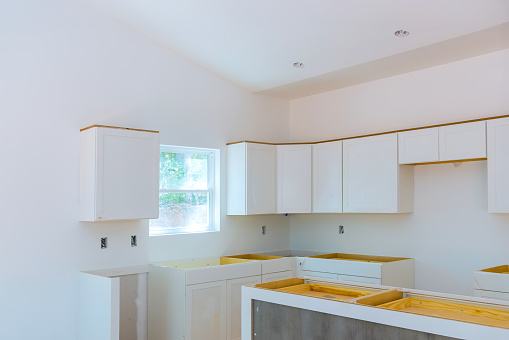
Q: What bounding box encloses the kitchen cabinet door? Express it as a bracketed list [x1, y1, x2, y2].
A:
[398, 128, 439, 164]
[343, 133, 413, 213]
[312, 141, 342, 213]
[80, 126, 159, 221]
[186, 281, 227, 340]
[439, 121, 486, 161]
[227, 276, 261, 340]
[488, 118, 509, 213]
[227, 142, 276, 215]
[277, 144, 312, 213]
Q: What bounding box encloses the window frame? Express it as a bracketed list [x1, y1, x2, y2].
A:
[149, 145, 219, 236]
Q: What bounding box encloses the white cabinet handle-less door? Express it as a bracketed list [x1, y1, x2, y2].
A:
[276, 144, 312, 213]
[488, 117, 509, 213]
[312, 141, 343, 213]
[186, 281, 227, 340]
[439, 121, 486, 161]
[343, 133, 413, 213]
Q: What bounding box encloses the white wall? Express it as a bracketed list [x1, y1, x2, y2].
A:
[0, 1, 289, 339]
[289, 49, 509, 296]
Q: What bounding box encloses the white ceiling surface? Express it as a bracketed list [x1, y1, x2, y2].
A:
[88, 0, 509, 98]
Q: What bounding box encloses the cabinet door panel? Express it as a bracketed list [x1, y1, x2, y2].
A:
[246, 143, 276, 214]
[398, 128, 439, 164]
[488, 118, 509, 212]
[97, 128, 159, 220]
[227, 276, 261, 340]
[343, 134, 398, 213]
[186, 281, 227, 340]
[313, 141, 342, 213]
[439, 121, 486, 161]
[277, 145, 312, 213]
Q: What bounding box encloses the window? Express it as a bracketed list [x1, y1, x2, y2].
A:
[149, 145, 220, 236]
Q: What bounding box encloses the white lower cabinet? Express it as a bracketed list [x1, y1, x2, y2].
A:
[300, 253, 415, 288]
[78, 266, 148, 340]
[149, 258, 262, 340]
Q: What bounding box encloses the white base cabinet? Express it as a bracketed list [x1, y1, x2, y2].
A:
[298, 253, 415, 288]
[149, 258, 262, 340]
[78, 266, 148, 340]
[80, 125, 159, 221]
[343, 133, 414, 213]
[474, 265, 509, 301]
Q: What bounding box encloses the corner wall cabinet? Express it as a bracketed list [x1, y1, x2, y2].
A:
[312, 141, 343, 213]
[487, 117, 509, 213]
[78, 266, 148, 340]
[276, 144, 312, 213]
[226, 142, 276, 215]
[343, 133, 414, 213]
[80, 125, 159, 221]
[398, 121, 486, 165]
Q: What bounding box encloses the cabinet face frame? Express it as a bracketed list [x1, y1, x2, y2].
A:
[398, 128, 439, 165]
[312, 141, 343, 213]
[276, 144, 312, 213]
[439, 121, 486, 161]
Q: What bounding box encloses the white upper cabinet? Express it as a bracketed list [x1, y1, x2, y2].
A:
[312, 141, 342, 213]
[398, 122, 486, 164]
[277, 144, 312, 213]
[80, 126, 159, 221]
[398, 128, 439, 164]
[227, 142, 276, 215]
[439, 121, 486, 161]
[343, 133, 413, 213]
[487, 117, 509, 213]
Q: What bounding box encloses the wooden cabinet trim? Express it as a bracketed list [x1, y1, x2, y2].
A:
[227, 113, 509, 146]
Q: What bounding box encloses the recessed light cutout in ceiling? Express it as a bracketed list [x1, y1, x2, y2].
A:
[394, 30, 410, 37]
[293, 62, 305, 68]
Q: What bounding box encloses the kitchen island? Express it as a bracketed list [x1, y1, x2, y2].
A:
[241, 277, 509, 340]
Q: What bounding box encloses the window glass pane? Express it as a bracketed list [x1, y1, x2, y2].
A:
[160, 152, 208, 190]
[150, 192, 210, 234]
